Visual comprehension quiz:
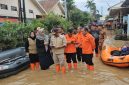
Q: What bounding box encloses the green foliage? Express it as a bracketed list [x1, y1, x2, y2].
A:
[86, 0, 97, 20]
[0, 14, 71, 51]
[115, 28, 123, 35]
[66, 0, 75, 20]
[41, 13, 72, 32]
[70, 8, 91, 27]
[0, 20, 43, 50]
[65, 0, 93, 26]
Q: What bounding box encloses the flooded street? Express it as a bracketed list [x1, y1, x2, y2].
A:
[1, 59, 129, 85]
[1, 30, 129, 85]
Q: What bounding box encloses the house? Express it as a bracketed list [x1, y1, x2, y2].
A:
[0, 0, 46, 22]
[108, 1, 126, 23]
[39, 0, 65, 17]
[108, 0, 129, 35]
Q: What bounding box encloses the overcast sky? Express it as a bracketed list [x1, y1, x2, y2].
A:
[74, 0, 123, 16]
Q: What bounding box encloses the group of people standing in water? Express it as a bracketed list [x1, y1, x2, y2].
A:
[25, 24, 106, 74]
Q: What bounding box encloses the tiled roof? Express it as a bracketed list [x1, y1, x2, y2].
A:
[39, 0, 59, 12]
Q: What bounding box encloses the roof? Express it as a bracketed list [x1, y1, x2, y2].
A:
[39, 0, 59, 13]
[32, 0, 47, 14]
[122, 0, 129, 7]
[108, 1, 124, 11]
[108, 1, 129, 16]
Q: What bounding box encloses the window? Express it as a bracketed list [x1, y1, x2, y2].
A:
[29, 9, 33, 13]
[11, 6, 17, 11]
[0, 4, 8, 10]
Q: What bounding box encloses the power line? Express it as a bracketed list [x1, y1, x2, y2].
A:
[104, 0, 110, 7]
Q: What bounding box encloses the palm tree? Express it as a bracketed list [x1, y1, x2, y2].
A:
[66, 0, 75, 20]
[86, 0, 96, 19]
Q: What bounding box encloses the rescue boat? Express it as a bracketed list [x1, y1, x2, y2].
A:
[0, 47, 30, 78]
[101, 46, 129, 67]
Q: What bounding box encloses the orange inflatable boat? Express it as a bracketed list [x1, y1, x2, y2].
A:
[101, 46, 129, 67]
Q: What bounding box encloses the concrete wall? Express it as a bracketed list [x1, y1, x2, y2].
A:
[0, 0, 42, 19]
[25, 0, 42, 19]
[0, 0, 18, 17]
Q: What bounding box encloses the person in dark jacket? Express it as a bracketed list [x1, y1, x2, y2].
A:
[36, 28, 54, 70]
[25, 31, 39, 71]
[90, 25, 100, 57]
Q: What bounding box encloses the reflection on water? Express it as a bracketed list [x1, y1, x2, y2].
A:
[1, 30, 129, 85]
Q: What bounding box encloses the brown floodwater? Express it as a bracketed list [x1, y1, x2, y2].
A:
[1, 30, 129, 85]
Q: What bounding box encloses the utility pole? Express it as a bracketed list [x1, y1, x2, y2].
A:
[22, 0, 26, 24]
[18, 0, 23, 23]
[64, 0, 68, 19]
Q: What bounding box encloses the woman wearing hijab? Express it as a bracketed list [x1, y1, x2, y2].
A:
[25, 31, 39, 71]
[36, 28, 53, 70]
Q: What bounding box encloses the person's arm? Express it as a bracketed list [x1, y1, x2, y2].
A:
[63, 36, 67, 47]
[44, 35, 49, 45]
[50, 36, 55, 48]
[103, 30, 106, 39]
[89, 35, 96, 50]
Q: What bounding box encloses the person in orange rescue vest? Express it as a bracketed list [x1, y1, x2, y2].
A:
[65, 29, 78, 70]
[76, 27, 84, 62]
[82, 27, 96, 71]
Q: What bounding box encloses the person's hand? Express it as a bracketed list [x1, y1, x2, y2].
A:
[67, 41, 72, 44]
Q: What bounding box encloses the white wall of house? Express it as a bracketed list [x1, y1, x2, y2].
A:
[0, 0, 43, 19]
[50, 4, 64, 16]
[25, 0, 42, 19]
[0, 0, 19, 17]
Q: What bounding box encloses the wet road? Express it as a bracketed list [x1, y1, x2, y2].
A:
[1, 30, 129, 85]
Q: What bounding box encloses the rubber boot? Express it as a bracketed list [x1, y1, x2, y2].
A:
[56, 65, 60, 73]
[87, 64, 90, 70]
[62, 66, 66, 74]
[89, 66, 94, 71]
[35, 62, 40, 70]
[30, 63, 35, 71]
[73, 63, 77, 70]
[68, 63, 72, 70]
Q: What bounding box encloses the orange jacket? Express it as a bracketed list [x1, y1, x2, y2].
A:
[82, 33, 95, 54]
[65, 34, 76, 53]
[75, 32, 83, 48]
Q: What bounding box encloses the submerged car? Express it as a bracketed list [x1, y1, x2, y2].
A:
[0, 47, 30, 78]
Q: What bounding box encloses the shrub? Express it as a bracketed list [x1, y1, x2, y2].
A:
[41, 13, 72, 32]
[0, 14, 71, 51]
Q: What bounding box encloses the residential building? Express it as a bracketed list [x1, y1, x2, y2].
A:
[0, 0, 46, 22]
[39, 0, 65, 17]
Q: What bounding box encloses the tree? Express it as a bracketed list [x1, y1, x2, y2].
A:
[66, 0, 75, 20]
[86, 0, 97, 19]
[70, 8, 92, 27]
